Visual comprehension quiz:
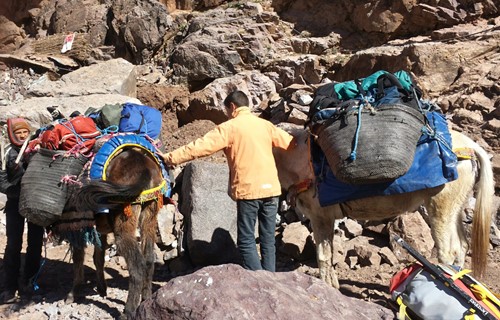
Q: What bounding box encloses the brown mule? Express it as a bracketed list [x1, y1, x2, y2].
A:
[66, 146, 164, 320]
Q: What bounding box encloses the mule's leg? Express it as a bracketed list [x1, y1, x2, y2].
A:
[94, 233, 108, 297]
[114, 205, 145, 320]
[139, 202, 159, 301]
[66, 246, 85, 303]
[426, 161, 475, 266]
[296, 189, 342, 288]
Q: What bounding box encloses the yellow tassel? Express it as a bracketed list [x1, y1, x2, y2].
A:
[124, 204, 133, 217]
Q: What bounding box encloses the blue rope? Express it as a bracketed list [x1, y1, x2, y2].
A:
[99, 125, 119, 137]
[31, 259, 45, 292]
[421, 124, 454, 153]
[60, 119, 86, 144]
[30, 237, 48, 292]
[349, 104, 364, 161]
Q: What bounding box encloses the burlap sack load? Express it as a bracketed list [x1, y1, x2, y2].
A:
[19, 148, 88, 227]
[316, 103, 425, 185]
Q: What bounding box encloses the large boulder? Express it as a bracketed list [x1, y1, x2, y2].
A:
[134, 263, 395, 320]
[0, 16, 25, 54]
[180, 71, 276, 125]
[0, 58, 140, 127]
[168, 4, 292, 86]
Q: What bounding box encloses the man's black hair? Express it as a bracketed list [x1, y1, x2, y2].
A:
[224, 90, 249, 108]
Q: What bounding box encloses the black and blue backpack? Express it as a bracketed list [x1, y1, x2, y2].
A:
[308, 70, 424, 123]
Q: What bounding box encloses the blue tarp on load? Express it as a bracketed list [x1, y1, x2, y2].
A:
[312, 112, 458, 207]
[90, 134, 171, 197]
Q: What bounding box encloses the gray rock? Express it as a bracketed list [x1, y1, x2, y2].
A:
[279, 221, 315, 261]
[181, 161, 240, 266]
[27, 58, 137, 98]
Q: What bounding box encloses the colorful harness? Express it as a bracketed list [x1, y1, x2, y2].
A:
[89, 134, 171, 207]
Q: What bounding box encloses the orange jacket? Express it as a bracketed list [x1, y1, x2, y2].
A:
[165, 107, 294, 200]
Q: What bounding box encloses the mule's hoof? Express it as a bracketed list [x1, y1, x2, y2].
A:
[65, 293, 75, 304]
[119, 313, 133, 320]
[97, 286, 107, 297]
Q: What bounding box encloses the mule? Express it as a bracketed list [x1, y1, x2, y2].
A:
[64, 146, 164, 320]
[274, 127, 495, 288]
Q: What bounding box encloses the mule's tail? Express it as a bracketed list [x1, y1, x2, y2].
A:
[75, 171, 152, 212]
[470, 142, 495, 278]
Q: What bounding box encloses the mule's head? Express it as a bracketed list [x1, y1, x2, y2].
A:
[274, 124, 315, 190]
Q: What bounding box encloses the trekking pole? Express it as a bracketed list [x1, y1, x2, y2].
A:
[393, 235, 497, 320]
[1, 124, 6, 170]
[1, 139, 5, 171]
[15, 132, 33, 164]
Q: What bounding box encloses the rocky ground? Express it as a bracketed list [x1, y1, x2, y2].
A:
[0, 64, 499, 319]
[1, 106, 499, 319]
[1, 215, 500, 320]
[0, 0, 499, 318]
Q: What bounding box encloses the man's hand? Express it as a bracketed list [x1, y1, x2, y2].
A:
[156, 151, 174, 166]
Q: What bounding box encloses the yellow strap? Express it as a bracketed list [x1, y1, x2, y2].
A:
[450, 269, 500, 318]
[396, 296, 409, 320]
[453, 147, 475, 160]
[132, 179, 166, 204]
[469, 284, 500, 318]
[471, 282, 500, 307]
[451, 268, 471, 281]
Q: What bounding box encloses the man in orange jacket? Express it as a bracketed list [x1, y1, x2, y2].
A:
[159, 90, 295, 271]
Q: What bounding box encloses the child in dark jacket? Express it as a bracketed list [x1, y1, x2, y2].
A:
[0, 118, 44, 304]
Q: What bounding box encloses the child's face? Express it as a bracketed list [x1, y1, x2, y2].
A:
[14, 128, 30, 142]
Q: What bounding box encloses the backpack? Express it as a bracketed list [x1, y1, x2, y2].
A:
[86, 103, 123, 130]
[390, 263, 500, 320]
[118, 103, 162, 140]
[309, 70, 422, 122]
[35, 115, 101, 153]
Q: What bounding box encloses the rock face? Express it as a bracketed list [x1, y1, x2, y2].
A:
[134, 264, 395, 320]
[271, 0, 499, 48]
[0, 16, 24, 54]
[1, 0, 174, 64]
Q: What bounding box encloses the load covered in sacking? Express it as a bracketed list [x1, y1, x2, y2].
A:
[309, 70, 427, 185]
[19, 148, 88, 227]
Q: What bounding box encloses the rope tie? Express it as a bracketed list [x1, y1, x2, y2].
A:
[60, 174, 83, 186]
[30, 231, 48, 292]
[65, 142, 94, 158]
[349, 103, 365, 161]
[421, 123, 454, 153]
[60, 120, 86, 145]
[98, 125, 119, 137]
